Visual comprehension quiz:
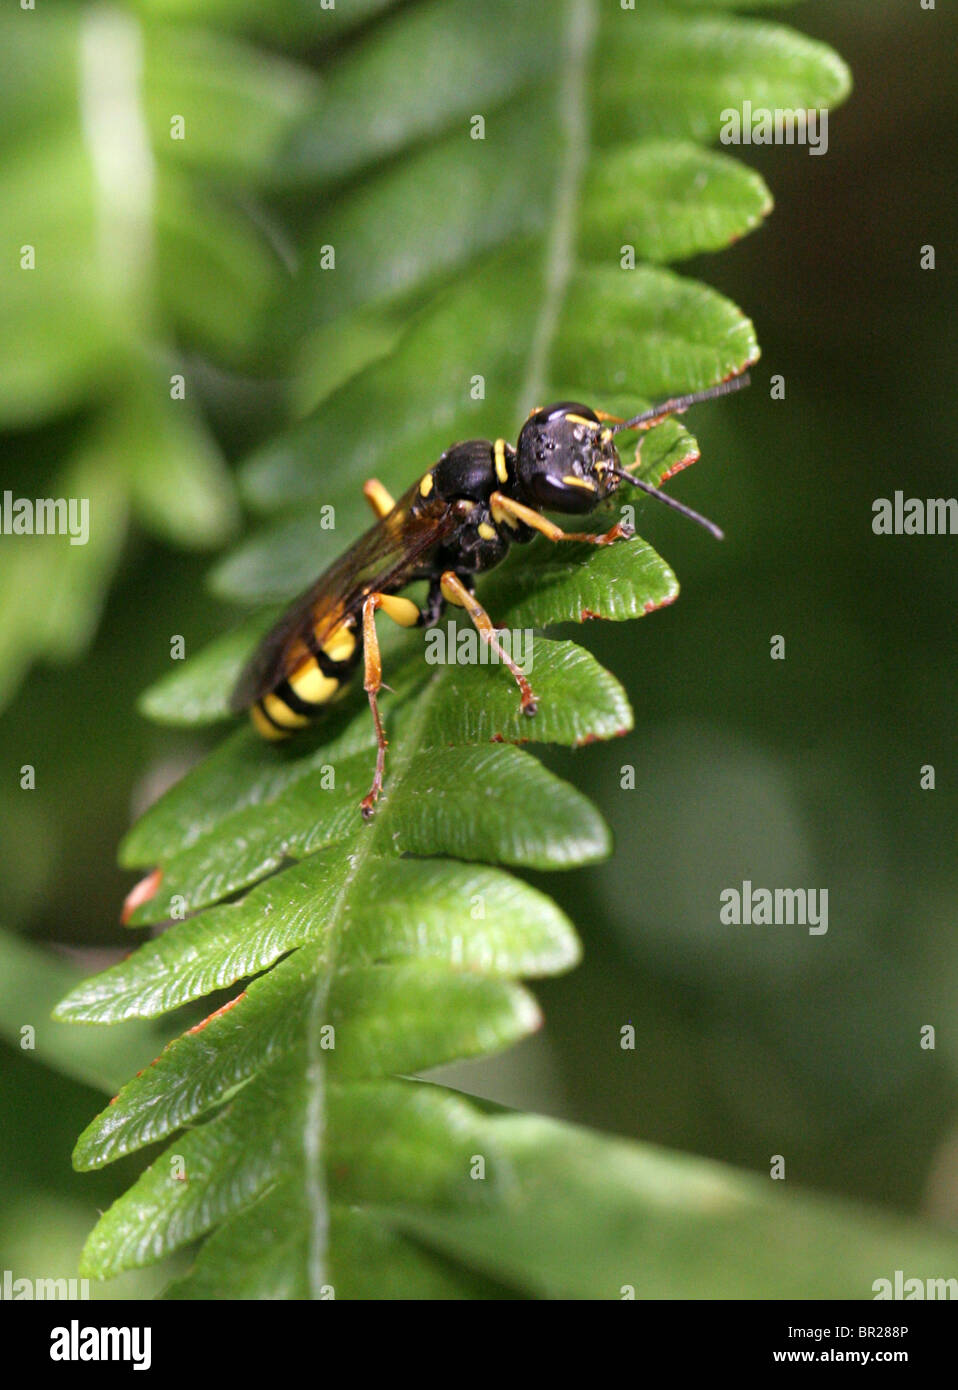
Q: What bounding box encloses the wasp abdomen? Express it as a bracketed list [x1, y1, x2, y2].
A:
[250, 622, 358, 739]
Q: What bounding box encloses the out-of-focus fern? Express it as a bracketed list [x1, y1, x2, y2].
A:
[0, 3, 324, 704]
[49, 1, 921, 1301]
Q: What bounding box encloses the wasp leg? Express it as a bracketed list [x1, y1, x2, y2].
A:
[419, 578, 445, 628]
[624, 437, 644, 474]
[594, 409, 624, 424]
[359, 591, 420, 818]
[490, 491, 633, 546]
[439, 571, 538, 716]
[363, 478, 396, 519]
[359, 594, 388, 819]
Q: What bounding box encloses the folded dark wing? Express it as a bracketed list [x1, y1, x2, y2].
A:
[230, 484, 458, 711]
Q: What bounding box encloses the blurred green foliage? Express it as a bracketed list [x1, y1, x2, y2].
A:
[1, 0, 956, 1298]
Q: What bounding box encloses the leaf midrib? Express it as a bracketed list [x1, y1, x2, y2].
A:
[518, 0, 596, 413]
[304, 0, 600, 1290]
[301, 665, 446, 1296]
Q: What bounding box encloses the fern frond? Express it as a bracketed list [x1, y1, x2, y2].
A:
[54, 0, 868, 1298]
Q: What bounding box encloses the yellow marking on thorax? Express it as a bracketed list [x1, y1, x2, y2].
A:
[377, 593, 420, 627]
[251, 704, 289, 740]
[494, 438, 508, 484]
[561, 474, 596, 491]
[565, 413, 595, 428]
[419, 472, 434, 497]
[478, 521, 497, 541]
[289, 661, 341, 705]
[323, 625, 356, 664]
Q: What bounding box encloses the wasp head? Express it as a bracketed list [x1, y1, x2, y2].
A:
[515, 402, 620, 514]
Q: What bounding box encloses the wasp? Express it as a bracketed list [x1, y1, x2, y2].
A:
[231, 372, 749, 817]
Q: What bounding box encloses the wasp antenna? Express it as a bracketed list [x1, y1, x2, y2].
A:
[612, 469, 724, 540]
[611, 372, 751, 436]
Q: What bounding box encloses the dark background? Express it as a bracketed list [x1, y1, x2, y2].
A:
[1, 0, 956, 1292]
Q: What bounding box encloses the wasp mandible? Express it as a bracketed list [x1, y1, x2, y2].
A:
[232, 372, 750, 817]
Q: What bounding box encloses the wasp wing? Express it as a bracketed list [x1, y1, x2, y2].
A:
[230, 482, 459, 712]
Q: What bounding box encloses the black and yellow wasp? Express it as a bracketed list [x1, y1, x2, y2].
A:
[232, 372, 749, 816]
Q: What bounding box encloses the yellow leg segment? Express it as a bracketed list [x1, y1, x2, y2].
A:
[377, 593, 420, 627]
[489, 490, 633, 546]
[357, 590, 425, 818]
[363, 478, 396, 519]
[439, 570, 538, 715]
[360, 594, 388, 819]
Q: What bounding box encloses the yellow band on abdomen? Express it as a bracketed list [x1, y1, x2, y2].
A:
[251, 703, 290, 740]
[288, 661, 341, 706]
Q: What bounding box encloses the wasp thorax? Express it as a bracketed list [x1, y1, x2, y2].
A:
[515, 402, 620, 513]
